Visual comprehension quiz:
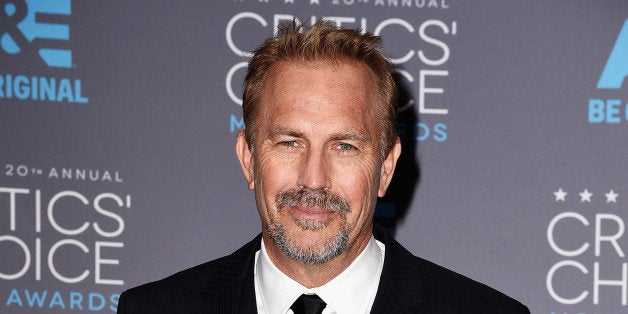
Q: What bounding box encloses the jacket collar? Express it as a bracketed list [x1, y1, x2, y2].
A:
[371, 225, 425, 313]
[199, 234, 261, 313]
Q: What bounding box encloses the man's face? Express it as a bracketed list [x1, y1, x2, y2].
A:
[236, 61, 400, 265]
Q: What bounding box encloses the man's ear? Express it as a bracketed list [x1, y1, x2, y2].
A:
[378, 137, 402, 197]
[235, 130, 255, 190]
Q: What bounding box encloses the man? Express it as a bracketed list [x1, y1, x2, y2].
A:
[118, 21, 529, 313]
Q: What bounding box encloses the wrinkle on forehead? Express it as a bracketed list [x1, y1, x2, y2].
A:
[258, 61, 380, 146]
[261, 60, 377, 104]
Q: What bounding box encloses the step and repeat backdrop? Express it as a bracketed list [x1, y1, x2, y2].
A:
[1, 0, 627, 313]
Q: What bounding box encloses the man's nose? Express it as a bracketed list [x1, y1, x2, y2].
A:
[296, 148, 331, 191]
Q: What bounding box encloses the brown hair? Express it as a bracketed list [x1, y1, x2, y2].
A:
[242, 20, 398, 158]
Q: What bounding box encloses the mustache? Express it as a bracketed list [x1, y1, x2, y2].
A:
[275, 189, 350, 213]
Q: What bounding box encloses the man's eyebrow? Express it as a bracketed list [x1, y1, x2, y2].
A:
[329, 132, 370, 143]
[267, 128, 305, 139]
[267, 128, 371, 143]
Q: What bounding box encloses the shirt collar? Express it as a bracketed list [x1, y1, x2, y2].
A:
[255, 236, 385, 313]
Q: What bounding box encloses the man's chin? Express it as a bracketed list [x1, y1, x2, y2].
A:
[281, 230, 349, 265]
[267, 220, 349, 265]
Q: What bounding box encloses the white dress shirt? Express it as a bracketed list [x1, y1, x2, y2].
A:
[254, 236, 385, 314]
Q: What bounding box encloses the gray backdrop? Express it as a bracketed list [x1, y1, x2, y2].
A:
[1, 0, 627, 313]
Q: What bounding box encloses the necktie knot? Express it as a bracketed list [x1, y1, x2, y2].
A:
[290, 294, 327, 314]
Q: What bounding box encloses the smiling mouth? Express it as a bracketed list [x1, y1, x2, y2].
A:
[288, 206, 335, 231]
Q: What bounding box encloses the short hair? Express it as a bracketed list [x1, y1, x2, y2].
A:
[242, 20, 398, 158]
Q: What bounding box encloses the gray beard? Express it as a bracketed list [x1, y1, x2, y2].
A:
[266, 220, 349, 265]
[268, 188, 351, 264]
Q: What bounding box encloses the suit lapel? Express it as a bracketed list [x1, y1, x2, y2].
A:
[199, 234, 261, 314]
[371, 226, 425, 313]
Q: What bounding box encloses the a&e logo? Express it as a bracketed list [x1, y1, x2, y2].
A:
[0, 0, 88, 104]
[1, 0, 72, 68]
[588, 18, 628, 124]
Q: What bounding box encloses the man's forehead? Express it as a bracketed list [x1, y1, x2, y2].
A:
[261, 62, 374, 106]
[254, 60, 379, 142]
[264, 60, 375, 87]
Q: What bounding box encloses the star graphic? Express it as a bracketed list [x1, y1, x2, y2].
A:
[605, 190, 619, 203]
[579, 189, 593, 202]
[554, 188, 567, 201]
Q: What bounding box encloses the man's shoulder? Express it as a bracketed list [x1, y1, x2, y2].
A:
[117, 256, 228, 312]
[124, 256, 226, 294]
[375, 227, 529, 312]
[413, 255, 528, 311]
[117, 235, 261, 313]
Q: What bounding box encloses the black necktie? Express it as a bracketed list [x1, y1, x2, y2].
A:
[290, 294, 327, 314]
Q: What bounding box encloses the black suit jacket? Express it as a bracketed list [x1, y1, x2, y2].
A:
[118, 227, 529, 313]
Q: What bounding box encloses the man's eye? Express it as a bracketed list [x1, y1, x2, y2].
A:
[281, 141, 297, 147]
[338, 143, 355, 151]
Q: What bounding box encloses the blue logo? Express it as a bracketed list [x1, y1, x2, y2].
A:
[587, 19, 628, 124]
[1, 0, 72, 68]
[597, 19, 628, 89]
